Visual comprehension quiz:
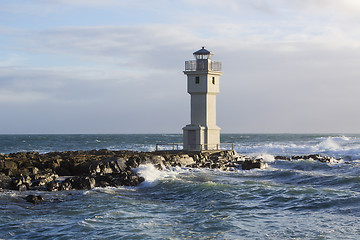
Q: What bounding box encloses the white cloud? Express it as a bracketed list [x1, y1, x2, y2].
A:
[16, 25, 194, 59]
[0, 53, 28, 67]
[1, 0, 360, 133]
[0, 89, 48, 104]
[284, 0, 360, 14]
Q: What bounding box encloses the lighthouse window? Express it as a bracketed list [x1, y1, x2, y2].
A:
[212, 77, 215, 84]
[195, 76, 200, 84]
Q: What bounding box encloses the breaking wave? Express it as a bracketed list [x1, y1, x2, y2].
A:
[232, 135, 360, 160]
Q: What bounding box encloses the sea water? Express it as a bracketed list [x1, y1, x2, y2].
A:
[0, 134, 360, 239]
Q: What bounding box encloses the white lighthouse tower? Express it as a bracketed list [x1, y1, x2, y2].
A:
[183, 47, 223, 151]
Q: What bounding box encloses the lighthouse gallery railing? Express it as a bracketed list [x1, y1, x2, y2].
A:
[185, 60, 222, 71]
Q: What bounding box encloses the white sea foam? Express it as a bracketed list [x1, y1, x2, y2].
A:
[316, 137, 340, 151]
[317, 135, 350, 141]
[134, 164, 179, 187]
[234, 135, 360, 160]
[256, 154, 275, 162]
[84, 186, 137, 195]
[134, 164, 163, 183]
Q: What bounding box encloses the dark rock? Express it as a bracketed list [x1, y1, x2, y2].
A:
[0, 149, 302, 191]
[31, 173, 58, 188]
[11, 175, 31, 191]
[172, 155, 195, 167]
[46, 180, 60, 191]
[76, 157, 129, 176]
[95, 149, 112, 156]
[64, 176, 95, 190]
[28, 167, 39, 175]
[241, 159, 268, 170]
[93, 170, 145, 187]
[2, 168, 18, 176]
[275, 156, 291, 160]
[4, 161, 18, 170]
[145, 155, 166, 168]
[128, 175, 145, 186]
[56, 161, 72, 176]
[0, 173, 11, 189]
[26, 152, 40, 160]
[60, 181, 72, 191]
[127, 157, 140, 168]
[211, 163, 220, 169]
[25, 195, 44, 204]
[19, 168, 31, 176]
[111, 157, 128, 172]
[153, 163, 163, 170]
[18, 184, 28, 191]
[289, 154, 342, 163]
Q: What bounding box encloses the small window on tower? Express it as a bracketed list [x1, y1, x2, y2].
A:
[195, 76, 200, 84]
[212, 77, 215, 84]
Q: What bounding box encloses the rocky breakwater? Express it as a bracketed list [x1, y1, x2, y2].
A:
[0, 149, 268, 192]
[274, 154, 344, 163]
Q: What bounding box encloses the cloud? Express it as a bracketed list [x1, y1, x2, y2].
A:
[9, 25, 199, 68]
[0, 53, 188, 133]
[284, 0, 360, 14]
[1, 0, 360, 133]
[0, 89, 48, 104]
[217, 42, 360, 133]
[2, 21, 360, 133]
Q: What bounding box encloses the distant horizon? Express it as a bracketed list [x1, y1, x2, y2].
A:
[1, 132, 360, 135]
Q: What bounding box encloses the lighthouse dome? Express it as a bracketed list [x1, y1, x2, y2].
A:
[193, 47, 213, 60]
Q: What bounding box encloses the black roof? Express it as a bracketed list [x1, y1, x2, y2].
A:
[193, 47, 211, 55]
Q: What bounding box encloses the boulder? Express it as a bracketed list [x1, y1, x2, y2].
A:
[64, 176, 96, 190]
[177, 155, 195, 167]
[59, 181, 72, 191]
[25, 195, 44, 204]
[31, 172, 58, 187]
[127, 156, 140, 168]
[0, 149, 286, 192]
[147, 155, 166, 168]
[76, 157, 129, 176]
[289, 154, 342, 163]
[11, 175, 32, 191]
[28, 167, 39, 175]
[93, 170, 145, 187]
[4, 161, 18, 170]
[275, 156, 291, 160]
[168, 154, 195, 167]
[241, 159, 268, 170]
[46, 180, 60, 191]
[18, 184, 28, 191]
[0, 173, 11, 189]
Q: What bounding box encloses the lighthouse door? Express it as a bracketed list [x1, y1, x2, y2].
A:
[188, 130, 196, 150]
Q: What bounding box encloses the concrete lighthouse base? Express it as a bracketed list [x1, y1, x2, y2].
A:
[183, 124, 221, 151]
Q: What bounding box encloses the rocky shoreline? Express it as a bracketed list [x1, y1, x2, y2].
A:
[0, 149, 343, 195]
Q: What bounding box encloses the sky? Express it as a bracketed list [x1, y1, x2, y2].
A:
[1, 0, 360, 134]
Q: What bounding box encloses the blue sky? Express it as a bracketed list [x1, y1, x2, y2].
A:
[1, 0, 360, 133]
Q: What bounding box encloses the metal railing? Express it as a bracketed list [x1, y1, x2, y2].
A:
[155, 143, 234, 151]
[185, 60, 196, 71]
[155, 143, 182, 151]
[220, 143, 234, 150]
[186, 143, 233, 151]
[185, 60, 222, 71]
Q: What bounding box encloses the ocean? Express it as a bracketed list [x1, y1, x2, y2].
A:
[0, 134, 360, 239]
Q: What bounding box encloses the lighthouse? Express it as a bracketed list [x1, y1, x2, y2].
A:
[183, 47, 223, 151]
